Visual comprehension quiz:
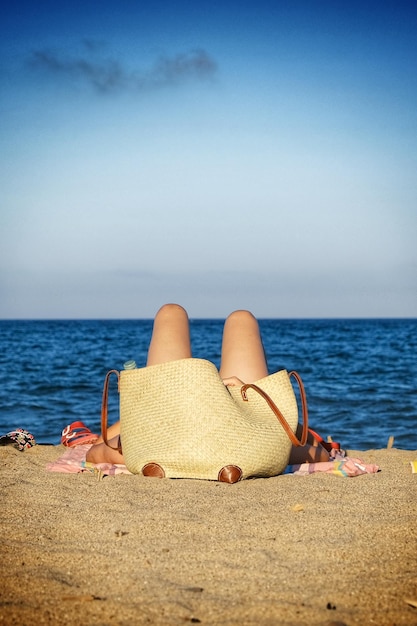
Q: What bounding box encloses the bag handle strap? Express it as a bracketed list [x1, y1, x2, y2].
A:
[240, 370, 308, 447]
[101, 369, 121, 450]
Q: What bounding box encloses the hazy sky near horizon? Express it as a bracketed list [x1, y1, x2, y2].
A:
[1, 0, 416, 318]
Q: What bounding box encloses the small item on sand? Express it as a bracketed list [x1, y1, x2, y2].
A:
[405, 598, 417, 609]
[410, 461, 417, 474]
[0, 429, 36, 451]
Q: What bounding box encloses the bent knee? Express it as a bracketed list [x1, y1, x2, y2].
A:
[154, 303, 188, 320]
[225, 309, 258, 327]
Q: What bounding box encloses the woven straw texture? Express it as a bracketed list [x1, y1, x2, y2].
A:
[119, 358, 299, 480]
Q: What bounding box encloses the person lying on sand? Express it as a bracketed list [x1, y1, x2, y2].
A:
[84, 304, 335, 466]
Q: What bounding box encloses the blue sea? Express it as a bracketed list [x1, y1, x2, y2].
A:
[0, 319, 416, 450]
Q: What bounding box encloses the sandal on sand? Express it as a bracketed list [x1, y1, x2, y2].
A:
[61, 421, 99, 447]
[0, 429, 36, 451]
[308, 428, 341, 452]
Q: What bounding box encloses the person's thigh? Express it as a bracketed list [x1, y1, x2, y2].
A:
[219, 310, 268, 383]
[146, 303, 192, 366]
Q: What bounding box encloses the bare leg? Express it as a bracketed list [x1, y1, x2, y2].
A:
[219, 310, 329, 464]
[146, 303, 192, 365]
[87, 303, 192, 464]
[289, 425, 330, 463]
[219, 310, 268, 383]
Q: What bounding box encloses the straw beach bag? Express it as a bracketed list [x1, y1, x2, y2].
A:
[101, 358, 308, 483]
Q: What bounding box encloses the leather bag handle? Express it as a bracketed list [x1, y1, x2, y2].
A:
[240, 370, 308, 447]
[101, 369, 121, 450]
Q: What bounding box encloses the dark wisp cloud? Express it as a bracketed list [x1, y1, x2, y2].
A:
[28, 45, 218, 94]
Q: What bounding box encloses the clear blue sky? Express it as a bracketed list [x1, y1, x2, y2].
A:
[1, 0, 416, 318]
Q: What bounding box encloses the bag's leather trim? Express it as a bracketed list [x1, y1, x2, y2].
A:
[101, 370, 121, 451]
[142, 462, 166, 478]
[241, 370, 308, 447]
[218, 465, 242, 483]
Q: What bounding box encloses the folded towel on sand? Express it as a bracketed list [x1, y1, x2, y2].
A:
[46, 445, 379, 478]
[287, 457, 379, 476]
[46, 444, 131, 476]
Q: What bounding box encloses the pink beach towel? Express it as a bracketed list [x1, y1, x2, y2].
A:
[46, 444, 132, 476]
[46, 446, 379, 478]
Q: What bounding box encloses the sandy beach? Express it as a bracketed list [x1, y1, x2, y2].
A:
[1, 444, 416, 626]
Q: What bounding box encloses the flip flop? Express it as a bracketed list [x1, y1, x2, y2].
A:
[0, 429, 36, 451]
[61, 421, 99, 447]
[308, 428, 341, 452]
